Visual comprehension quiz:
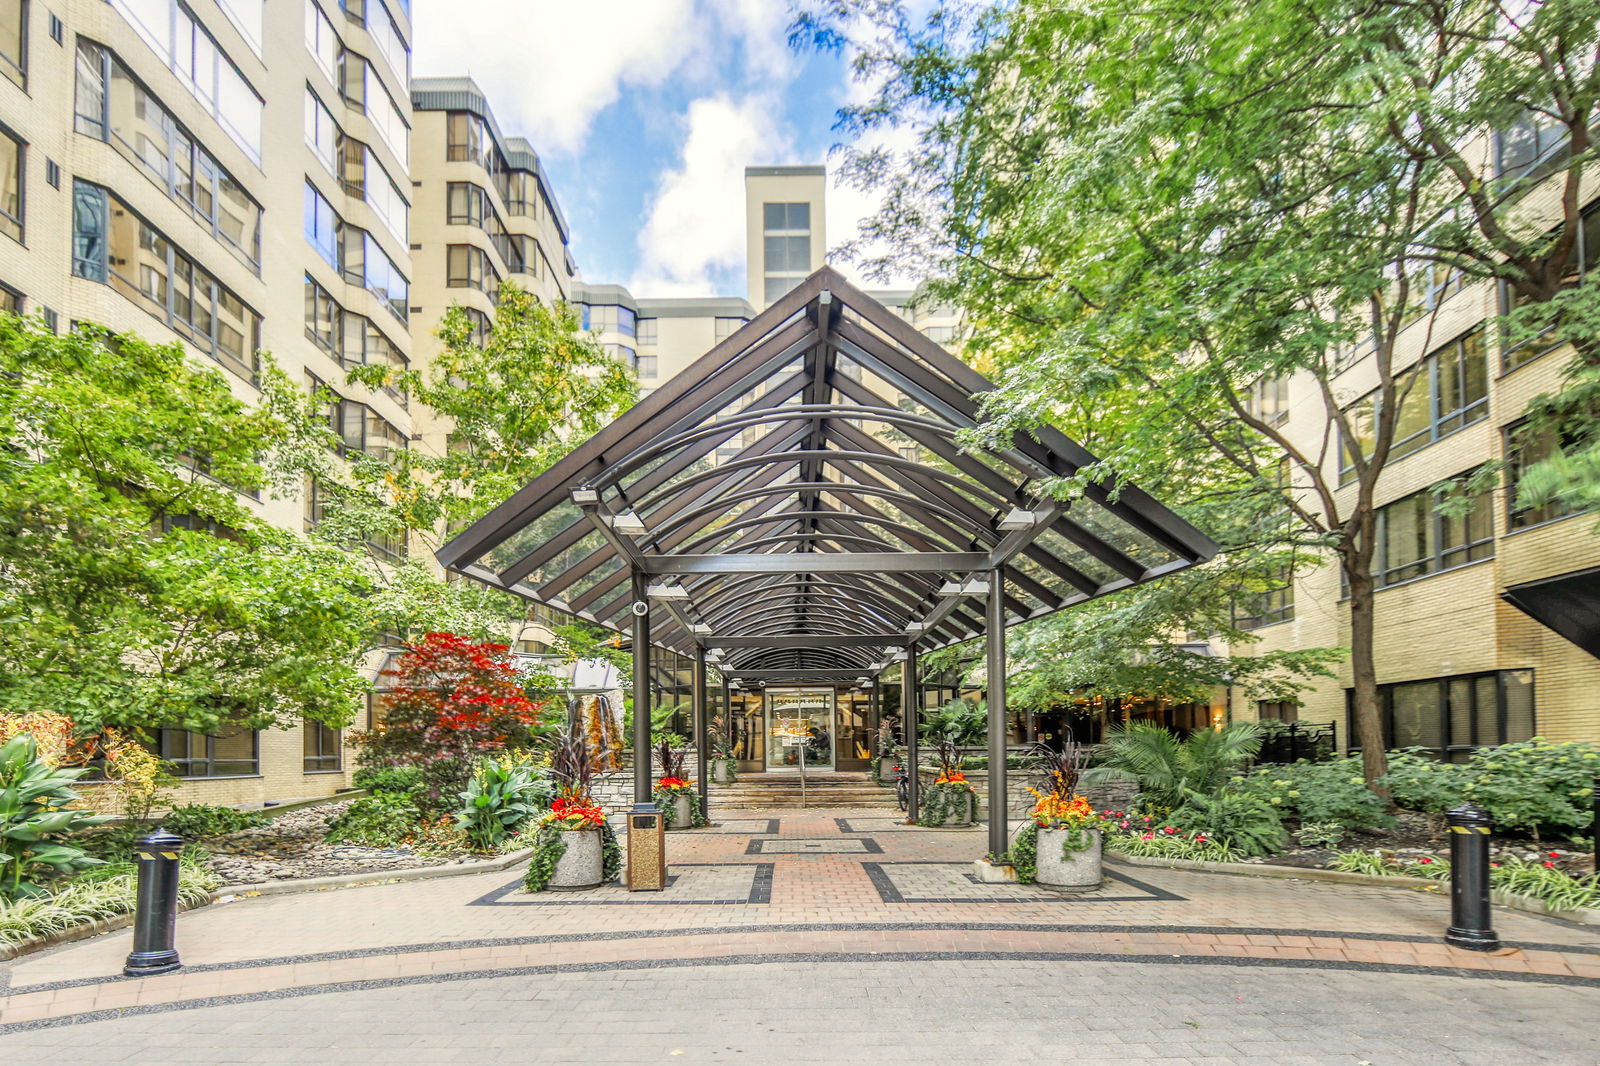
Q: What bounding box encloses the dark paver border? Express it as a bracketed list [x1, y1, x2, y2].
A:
[4, 949, 1598, 1036]
[863, 862, 1186, 905]
[464, 862, 776, 908]
[745, 836, 883, 855]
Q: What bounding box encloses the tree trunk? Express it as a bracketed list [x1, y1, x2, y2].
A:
[1345, 561, 1390, 792]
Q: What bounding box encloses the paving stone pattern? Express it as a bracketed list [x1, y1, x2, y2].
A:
[2, 808, 1599, 1064]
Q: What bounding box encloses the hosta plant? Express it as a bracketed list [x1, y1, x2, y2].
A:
[455, 759, 550, 851]
[0, 734, 113, 899]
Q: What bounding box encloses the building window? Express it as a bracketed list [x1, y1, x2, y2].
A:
[75, 41, 262, 270]
[303, 182, 408, 321]
[446, 243, 500, 302]
[303, 181, 339, 269]
[505, 170, 536, 217]
[150, 726, 259, 777]
[1245, 375, 1289, 426]
[110, 0, 263, 163]
[217, 0, 262, 54]
[1257, 700, 1299, 723]
[1507, 419, 1585, 531]
[365, 0, 408, 84]
[714, 316, 747, 343]
[762, 201, 811, 305]
[460, 306, 490, 345]
[305, 0, 337, 82]
[329, 393, 406, 461]
[604, 342, 637, 370]
[1369, 472, 1494, 587]
[0, 280, 19, 313]
[305, 87, 338, 172]
[0, 0, 23, 89]
[1347, 669, 1534, 761]
[446, 111, 511, 201]
[1499, 200, 1600, 370]
[0, 124, 20, 244]
[1339, 329, 1487, 483]
[582, 303, 634, 334]
[303, 718, 341, 772]
[1235, 569, 1294, 629]
[637, 317, 658, 346]
[637, 353, 658, 378]
[1496, 108, 1570, 185]
[71, 181, 261, 383]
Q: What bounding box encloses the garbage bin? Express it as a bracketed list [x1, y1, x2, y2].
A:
[627, 808, 666, 890]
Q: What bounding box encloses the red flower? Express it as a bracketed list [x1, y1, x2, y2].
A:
[1544, 861, 1556, 868]
[1418, 857, 1433, 864]
[1141, 832, 1154, 840]
[1548, 851, 1561, 859]
[1164, 826, 1176, 835]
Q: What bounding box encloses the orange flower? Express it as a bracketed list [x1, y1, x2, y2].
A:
[934, 770, 969, 785]
[656, 776, 693, 790]
[1030, 793, 1095, 828]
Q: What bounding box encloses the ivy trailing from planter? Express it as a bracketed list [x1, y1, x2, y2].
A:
[653, 786, 708, 828]
[1010, 822, 1039, 883]
[710, 757, 739, 785]
[917, 781, 976, 827]
[871, 753, 901, 788]
[522, 821, 621, 892]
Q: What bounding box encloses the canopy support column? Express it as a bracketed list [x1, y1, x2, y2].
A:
[693, 647, 709, 822]
[631, 570, 656, 808]
[903, 645, 920, 823]
[987, 568, 1009, 859]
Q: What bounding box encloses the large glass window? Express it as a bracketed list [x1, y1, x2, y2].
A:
[1339, 329, 1487, 483]
[1235, 569, 1293, 629]
[72, 180, 260, 382]
[305, 87, 337, 173]
[365, 0, 407, 85]
[1507, 419, 1585, 531]
[303, 718, 341, 772]
[303, 183, 408, 321]
[1245, 375, 1289, 426]
[218, 0, 262, 54]
[1348, 670, 1534, 761]
[150, 726, 258, 777]
[1500, 201, 1600, 370]
[305, 0, 337, 81]
[1372, 472, 1494, 587]
[110, 0, 263, 163]
[305, 273, 408, 401]
[75, 41, 261, 269]
[446, 111, 510, 201]
[714, 316, 747, 342]
[446, 243, 499, 303]
[303, 181, 338, 269]
[0, 124, 20, 243]
[1497, 108, 1569, 184]
[0, 0, 23, 89]
[360, 58, 408, 163]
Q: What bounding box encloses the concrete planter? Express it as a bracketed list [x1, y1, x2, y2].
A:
[921, 783, 975, 827]
[548, 829, 604, 890]
[1035, 828, 1102, 891]
[711, 759, 735, 785]
[666, 791, 695, 830]
[874, 755, 899, 786]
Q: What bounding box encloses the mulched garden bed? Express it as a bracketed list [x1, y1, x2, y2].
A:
[202, 801, 485, 887]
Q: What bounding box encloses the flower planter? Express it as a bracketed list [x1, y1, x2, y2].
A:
[918, 783, 976, 827]
[873, 755, 898, 787]
[1035, 827, 1103, 891]
[547, 828, 604, 890]
[712, 759, 735, 785]
[666, 791, 695, 830]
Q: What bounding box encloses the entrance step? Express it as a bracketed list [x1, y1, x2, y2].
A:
[709, 772, 898, 810]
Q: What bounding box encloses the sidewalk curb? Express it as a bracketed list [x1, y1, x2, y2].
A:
[1, 849, 534, 963]
[1110, 851, 1600, 925]
[216, 847, 534, 899]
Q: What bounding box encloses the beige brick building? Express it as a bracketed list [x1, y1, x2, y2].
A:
[1227, 148, 1600, 755]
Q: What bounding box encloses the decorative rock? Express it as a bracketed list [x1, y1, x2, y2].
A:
[972, 857, 1018, 883]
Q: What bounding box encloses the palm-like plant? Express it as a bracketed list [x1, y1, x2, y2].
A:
[919, 699, 987, 776]
[1083, 721, 1265, 810]
[0, 734, 113, 898]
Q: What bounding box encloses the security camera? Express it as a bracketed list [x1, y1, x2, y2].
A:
[631, 600, 649, 617]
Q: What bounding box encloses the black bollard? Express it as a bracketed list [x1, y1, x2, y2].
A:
[123, 828, 184, 976]
[1444, 803, 1499, 952]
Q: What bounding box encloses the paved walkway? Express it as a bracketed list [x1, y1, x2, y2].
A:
[2, 809, 1598, 1064]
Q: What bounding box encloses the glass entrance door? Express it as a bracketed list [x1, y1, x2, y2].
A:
[835, 690, 871, 770]
[765, 687, 834, 771]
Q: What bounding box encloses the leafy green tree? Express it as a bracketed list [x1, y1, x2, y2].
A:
[0, 317, 372, 734]
[801, 0, 1600, 785]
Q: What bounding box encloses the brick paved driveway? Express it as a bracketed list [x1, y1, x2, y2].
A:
[2, 809, 1597, 1064]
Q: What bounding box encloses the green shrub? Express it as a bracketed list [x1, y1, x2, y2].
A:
[455, 761, 550, 851]
[161, 804, 266, 839]
[1293, 821, 1348, 848]
[1492, 858, 1600, 910]
[324, 793, 420, 847]
[0, 734, 112, 899]
[1242, 756, 1391, 829]
[1377, 750, 1468, 814]
[351, 765, 426, 797]
[1171, 789, 1286, 857]
[0, 855, 217, 950]
[1100, 819, 1237, 863]
[1462, 739, 1598, 839]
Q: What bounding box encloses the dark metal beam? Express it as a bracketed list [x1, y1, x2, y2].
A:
[644, 552, 989, 575]
[704, 634, 905, 648]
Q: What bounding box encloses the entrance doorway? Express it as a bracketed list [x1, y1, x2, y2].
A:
[765, 688, 833, 771]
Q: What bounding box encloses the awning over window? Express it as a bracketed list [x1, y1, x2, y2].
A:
[1502, 565, 1600, 660]
[437, 266, 1219, 682]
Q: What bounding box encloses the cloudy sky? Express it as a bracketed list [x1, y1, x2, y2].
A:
[413, 0, 899, 298]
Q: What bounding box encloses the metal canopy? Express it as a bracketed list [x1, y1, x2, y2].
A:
[1502, 566, 1600, 660]
[438, 267, 1218, 681]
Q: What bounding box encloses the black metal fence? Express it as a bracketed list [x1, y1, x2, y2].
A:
[1256, 721, 1337, 764]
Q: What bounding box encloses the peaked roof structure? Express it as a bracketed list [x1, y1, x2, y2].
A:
[438, 267, 1218, 682]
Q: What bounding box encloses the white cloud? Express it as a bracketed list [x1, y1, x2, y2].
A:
[413, 0, 699, 154]
[629, 94, 795, 296]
